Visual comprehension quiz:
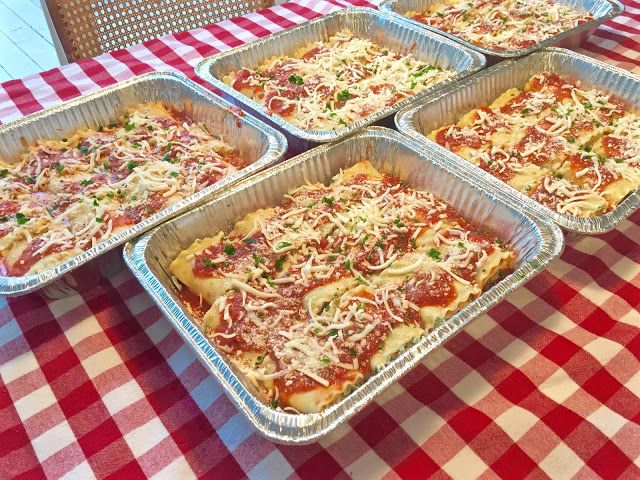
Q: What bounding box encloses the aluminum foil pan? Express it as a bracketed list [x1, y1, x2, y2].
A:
[380, 0, 624, 62]
[396, 48, 640, 234]
[123, 127, 563, 444]
[0, 72, 287, 296]
[194, 7, 485, 155]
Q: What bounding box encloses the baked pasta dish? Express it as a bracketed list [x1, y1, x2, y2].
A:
[431, 72, 640, 217]
[170, 161, 515, 413]
[224, 29, 455, 130]
[407, 0, 593, 51]
[0, 103, 243, 277]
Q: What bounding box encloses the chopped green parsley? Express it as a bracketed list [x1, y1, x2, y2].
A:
[427, 248, 441, 260]
[322, 196, 334, 207]
[288, 74, 304, 85]
[337, 90, 350, 102]
[16, 212, 28, 225]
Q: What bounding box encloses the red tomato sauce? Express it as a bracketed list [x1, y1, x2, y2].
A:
[221, 151, 244, 169]
[265, 94, 296, 116]
[473, 106, 504, 135]
[500, 92, 533, 115]
[197, 170, 224, 188]
[416, 204, 464, 227]
[406, 271, 456, 307]
[510, 39, 536, 50]
[301, 46, 326, 60]
[232, 68, 257, 91]
[385, 92, 405, 107]
[214, 292, 279, 353]
[529, 180, 562, 210]
[191, 234, 277, 279]
[283, 266, 350, 299]
[6, 238, 68, 277]
[192, 243, 234, 278]
[570, 117, 597, 138]
[514, 126, 561, 164]
[598, 97, 625, 123]
[466, 230, 497, 250]
[450, 250, 484, 282]
[435, 127, 486, 152]
[602, 136, 632, 159]
[473, 23, 500, 35]
[479, 156, 516, 183]
[528, 72, 571, 93]
[566, 153, 616, 189]
[177, 287, 211, 319]
[0, 200, 20, 218]
[111, 207, 143, 229]
[111, 192, 165, 228]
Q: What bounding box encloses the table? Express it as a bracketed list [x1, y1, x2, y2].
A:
[1, 1, 639, 478]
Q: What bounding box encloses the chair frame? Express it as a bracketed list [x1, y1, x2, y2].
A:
[40, 0, 278, 64]
[41, 0, 70, 64]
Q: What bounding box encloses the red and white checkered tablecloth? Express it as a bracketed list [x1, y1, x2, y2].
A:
[1, 0, 639, 478]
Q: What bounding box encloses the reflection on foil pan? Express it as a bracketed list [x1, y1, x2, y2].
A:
[396, 48, 640, 234]
[195, 7, 485, 155]
[0, 72, 287, 296]
[123, 127, 563, 444]
[380, 0, 623, 63]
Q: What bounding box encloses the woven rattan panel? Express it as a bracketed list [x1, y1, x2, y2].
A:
[51, 0, 274, 62]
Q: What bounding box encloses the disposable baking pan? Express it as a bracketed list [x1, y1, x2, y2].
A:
[396, 48, 640, 234]
[195, 7, 485, 154]
[380, 0, 624, 62]
[123, 127, 563, 444]
[0, 72, 287, 296]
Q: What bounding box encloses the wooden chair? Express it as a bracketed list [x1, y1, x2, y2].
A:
[41, 0, 275, 64]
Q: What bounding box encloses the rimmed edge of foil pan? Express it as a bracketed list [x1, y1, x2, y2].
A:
[194, 7, 485, 151]
[395, 47, 640, 235]
[380, 0, 624, 60]
[123, 127, 564, 444]
[0, 72, 287, 296]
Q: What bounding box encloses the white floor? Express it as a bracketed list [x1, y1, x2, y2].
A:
[0, 0, 59, 82]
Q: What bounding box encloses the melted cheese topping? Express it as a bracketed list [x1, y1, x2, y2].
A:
[171, 161, 515, 412]
[431, 72, 640, 217]
[407, 0, 593, 51]
[0, 103, 243, 277]
[224, 30, 455, 130]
